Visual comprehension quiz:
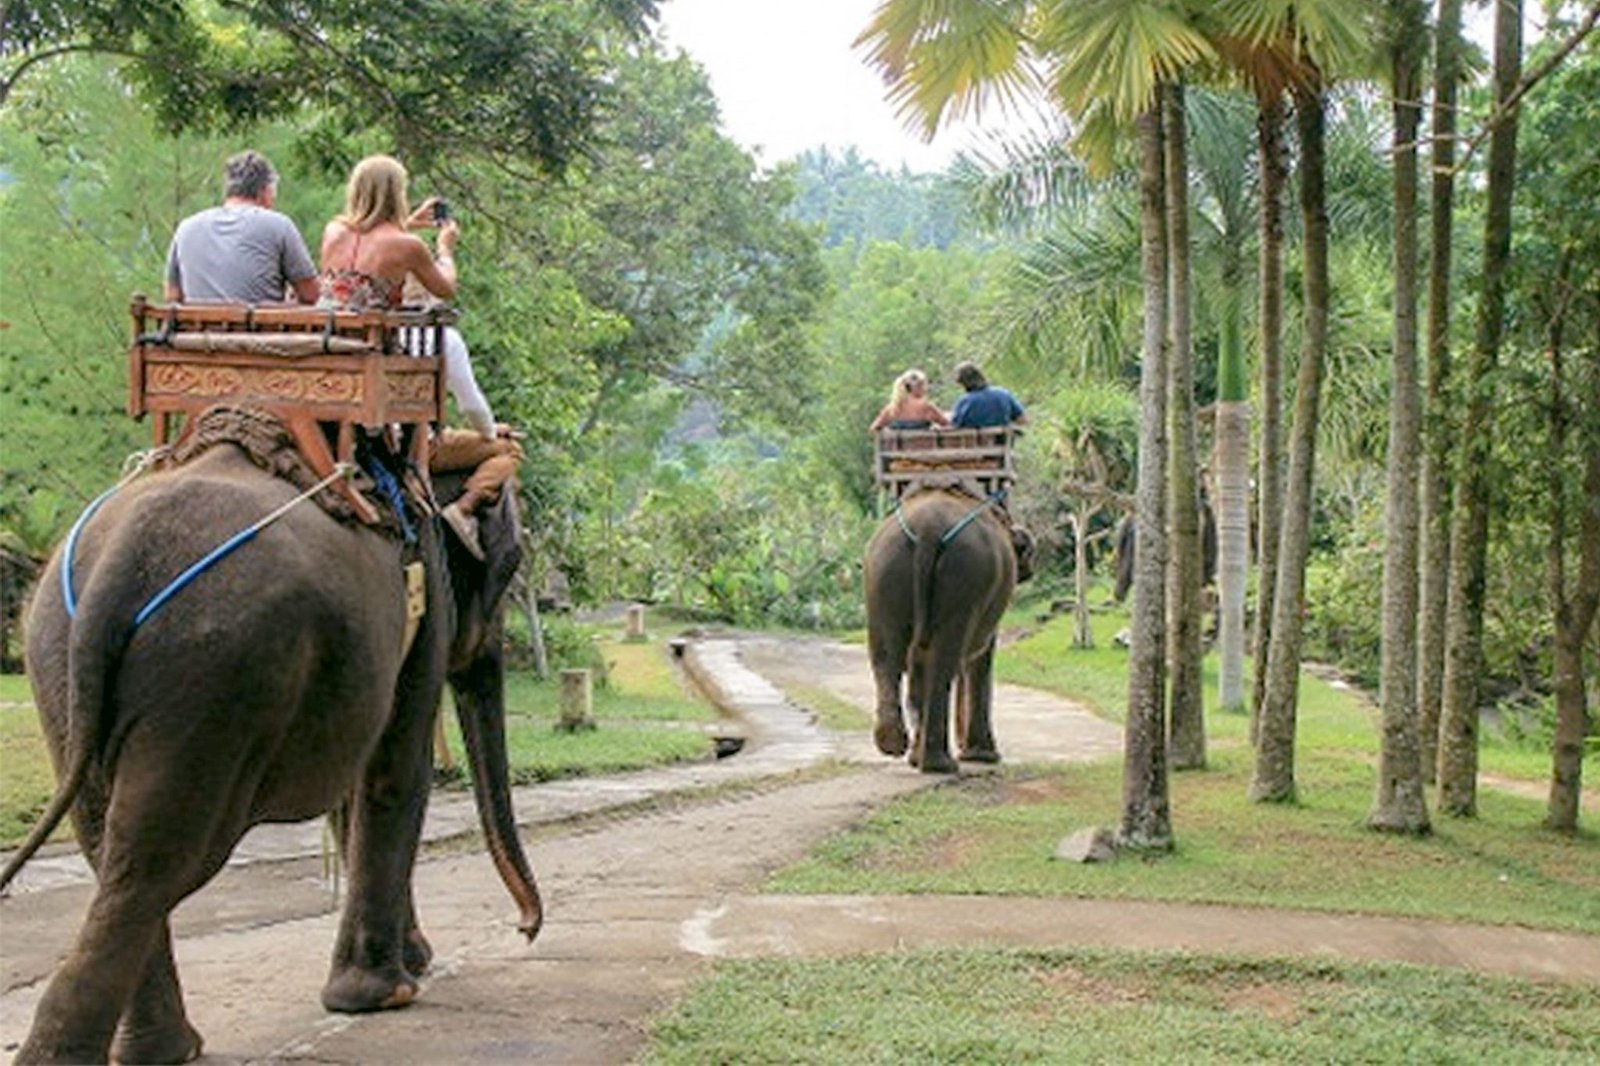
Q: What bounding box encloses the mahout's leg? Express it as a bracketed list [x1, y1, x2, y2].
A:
[869, 619, 911, 757]
[958, 638, 1001, 763]
[322, 650, 440, 1013]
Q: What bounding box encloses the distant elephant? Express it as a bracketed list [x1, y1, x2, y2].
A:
[1, 441, 539, 1065]
[865, 491, 1032, 773]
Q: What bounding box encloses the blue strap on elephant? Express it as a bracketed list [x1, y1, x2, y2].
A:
[364, 456, 416, 545]
[63, 462, 357, 628]
[939, 490, 1006, 546]
[892, 490, 1007, 549]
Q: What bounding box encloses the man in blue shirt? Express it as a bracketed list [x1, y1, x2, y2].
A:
[950, 362, 1027, 429]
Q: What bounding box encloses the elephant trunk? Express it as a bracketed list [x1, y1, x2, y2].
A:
[450, 643, 543, 941]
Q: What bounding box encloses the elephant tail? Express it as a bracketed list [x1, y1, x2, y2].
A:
[910, 523, 944, 653]
[0, 557, 130, 895]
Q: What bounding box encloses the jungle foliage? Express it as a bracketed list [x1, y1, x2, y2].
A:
[2, 2, 1596, 818]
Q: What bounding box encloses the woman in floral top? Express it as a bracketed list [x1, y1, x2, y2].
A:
[319, 155, 521, 561]
[318, 155, 456, 310]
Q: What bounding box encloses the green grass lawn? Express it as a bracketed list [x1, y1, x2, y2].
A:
[645, 948, 1600, 1064]
[998, 600, 1570, 787]
[0, 634, 719, 848]
[0, 674, 55, 850]
[767, 607, 1599, 933]
[438, 636, 716, 786]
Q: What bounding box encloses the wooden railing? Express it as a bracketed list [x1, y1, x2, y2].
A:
[127, 295, 455, 522]
[873, 425, 1017, 505]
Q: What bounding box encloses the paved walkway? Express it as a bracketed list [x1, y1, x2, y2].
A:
[2, 636, 1596, 1064]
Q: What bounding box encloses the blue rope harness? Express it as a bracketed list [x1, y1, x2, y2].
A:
[366, 459, 416, 545]
[62, 463, 353, 628]
[892, 490, 1007, 549]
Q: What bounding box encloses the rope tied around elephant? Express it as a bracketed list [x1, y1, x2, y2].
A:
[62, 460, 358, 627]
[891, 489, 1008, 549]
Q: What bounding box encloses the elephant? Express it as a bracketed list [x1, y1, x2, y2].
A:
[865, 490, 1032, 773]
[0, 438, 540, 1065]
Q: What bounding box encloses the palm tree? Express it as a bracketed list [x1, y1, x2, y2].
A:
[1251, 91, 1288, 742]
[1367, 0, 1430, 834]
[1164, 81, 1206, 771]
[1186, 89, 1257, 718]
[1123, 95, 1175, 847]
[857, 0, 1215, 849]
[1204, 0, 1368, 744]
[1250, 75, 1329, 804]
[1439, 0, 1525, 817]
[1418, 0, 1465, 785]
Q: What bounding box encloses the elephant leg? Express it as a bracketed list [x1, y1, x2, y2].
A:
[913, 642, 960, 774]
[16, 891, 171, 1064]
[959, 640, 1002, 763]
[868, 621, 910, 757]
[19, 789, 231, 1065]
[953, 673, 971, 755]
[112, 923, 204, 1065]
[323, 672, 437, 1013]
[404, 891, 433, 978]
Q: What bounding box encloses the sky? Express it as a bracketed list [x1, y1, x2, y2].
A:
[655, 0, 1037, 173]
[656, 1, 1521, 175]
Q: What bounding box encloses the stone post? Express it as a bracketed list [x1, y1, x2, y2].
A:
[557, 668, 595, 732]
[624, 604, 647, 640]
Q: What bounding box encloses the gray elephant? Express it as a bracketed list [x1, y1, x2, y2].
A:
[865, 490, 1032, 773]
[0, 440, 539, 1065]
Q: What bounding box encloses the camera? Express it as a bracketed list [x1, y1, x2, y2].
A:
[432, 199, 451, 223]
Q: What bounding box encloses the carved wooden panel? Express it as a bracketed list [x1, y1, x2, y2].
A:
[146, 362, 365, 407]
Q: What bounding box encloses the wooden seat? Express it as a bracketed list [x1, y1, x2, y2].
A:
[127, 295, 454, 523]
[875, 426, 1017, 506]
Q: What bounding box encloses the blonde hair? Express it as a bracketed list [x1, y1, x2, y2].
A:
[890, 368, 928, 405]
[340, 155, 410, 232]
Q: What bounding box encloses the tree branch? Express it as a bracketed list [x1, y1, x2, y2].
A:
[1450, 1, 1600, 178]
[1, 42, 142, 107]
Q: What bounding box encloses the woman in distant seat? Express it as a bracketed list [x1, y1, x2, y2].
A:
[869, 368, 949, 433]
[318, 154, 520, 561]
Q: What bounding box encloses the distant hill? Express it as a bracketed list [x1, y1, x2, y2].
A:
[786, 146, 978, 250]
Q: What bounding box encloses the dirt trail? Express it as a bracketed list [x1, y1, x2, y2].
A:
[1, 636, 1595, 1064]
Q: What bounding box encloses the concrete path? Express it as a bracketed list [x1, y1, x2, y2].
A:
[2, 635, 1596, 1064]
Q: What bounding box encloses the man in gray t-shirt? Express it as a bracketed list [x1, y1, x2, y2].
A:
[165, 150, 319, 305]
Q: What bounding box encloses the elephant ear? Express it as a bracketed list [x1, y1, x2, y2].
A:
[1010, 524, 1037, 584]
[478, 491, 524, 612]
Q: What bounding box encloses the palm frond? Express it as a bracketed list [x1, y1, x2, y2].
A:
[855, 0, 1041, 138]
[1040, 0, 1216, 125]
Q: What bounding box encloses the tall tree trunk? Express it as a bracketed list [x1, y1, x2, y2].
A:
[1165, 81, 1206, 771]
[1369, 0, 1430, 834]
[1120, 98, 1173, 851]
[1072, 509, 1096, 649]
[1215, 259, 1250, 715]
[1251, 92, 1288, 746]
[1418, 0, 1465, 786]
[1250, 82, 1328, 805]
[1543, 270, 1599, 833]
[1439, 0, 1523, 818]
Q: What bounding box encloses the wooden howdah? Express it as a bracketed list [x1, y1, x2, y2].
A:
[127, 295, 455, 523]
[874, 425, 1017, 506]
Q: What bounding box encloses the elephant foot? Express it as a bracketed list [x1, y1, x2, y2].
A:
[321, 964, 418, 1014]
[112, 1019, 203, 1065]
[960, 747, 1002, 764]
[874, 720, 909, 757]
[404, 927, 434, 978]
[919, 750, 959, 774]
